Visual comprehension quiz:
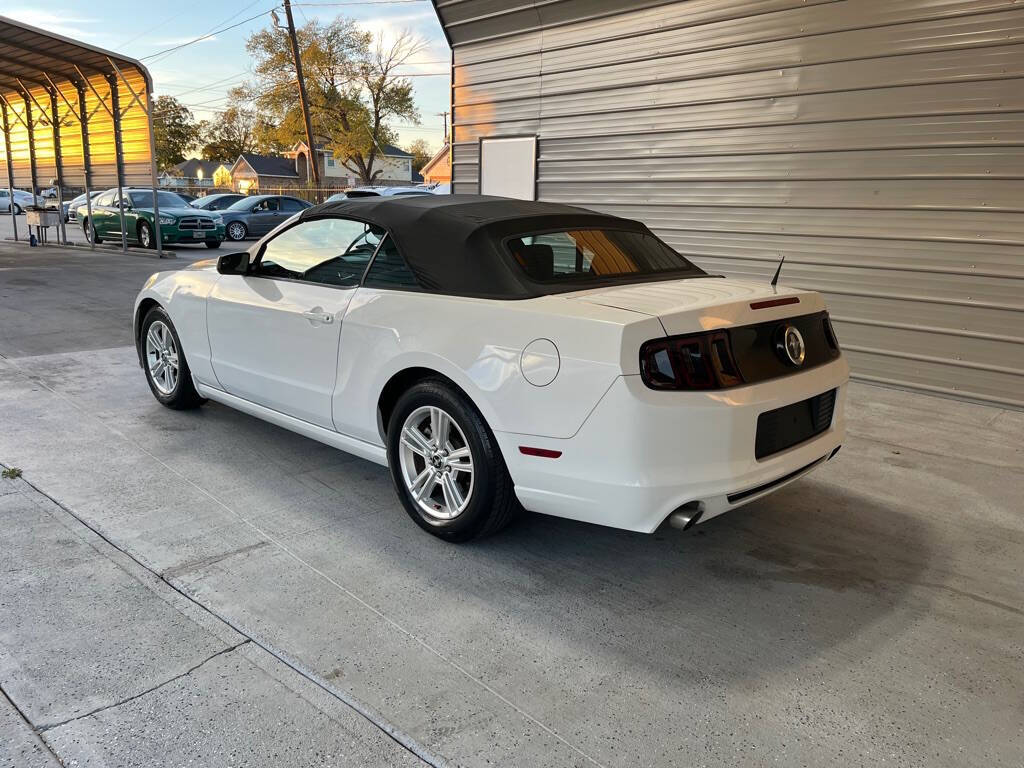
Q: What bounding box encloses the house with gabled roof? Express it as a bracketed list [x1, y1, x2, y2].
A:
[159, 158, 233, 189]
[228, 153, 302, 194]
[228, 142, 423, 194]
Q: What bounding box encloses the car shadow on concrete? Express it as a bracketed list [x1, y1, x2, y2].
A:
[0, 346, 934, 694]
[107, 389, 932, 690]
[382, 481, 933, 685]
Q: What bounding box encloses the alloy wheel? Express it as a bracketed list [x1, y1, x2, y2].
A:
[139, 224, 151, 248]
[145, 320, 179, 395]
[227, 222, 246, 241]
[398, 405, 475, 520]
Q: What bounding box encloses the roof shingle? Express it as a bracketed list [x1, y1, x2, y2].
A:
[237, 153, 299, 178]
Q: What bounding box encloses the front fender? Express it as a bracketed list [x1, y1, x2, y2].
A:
[133, 269, 220, 385]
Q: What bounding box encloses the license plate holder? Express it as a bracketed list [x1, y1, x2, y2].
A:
[755, 389, 836, 459]
[192, 230, 205, 239]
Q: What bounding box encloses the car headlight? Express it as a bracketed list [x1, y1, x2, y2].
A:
[158, 215, 176, 225]
[209, 214, 223, 224]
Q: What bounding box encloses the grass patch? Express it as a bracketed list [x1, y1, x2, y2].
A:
[2, 467, 22, 480]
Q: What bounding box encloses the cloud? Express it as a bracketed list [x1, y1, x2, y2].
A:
[3, 8, 99, 39]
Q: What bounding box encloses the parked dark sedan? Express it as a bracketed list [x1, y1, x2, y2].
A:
[65, 190, 103, 222]
[192, 193, 245, 211]
[220, 194, 312, 241]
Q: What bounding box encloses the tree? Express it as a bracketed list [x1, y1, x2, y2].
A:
[152, 96, 199, 170]
[238, 18, 423, 184]
[199, 106, 265, 162]
[406, 139, 433, 174]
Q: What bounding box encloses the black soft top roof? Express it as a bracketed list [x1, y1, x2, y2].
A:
[300, 194, 651, 299]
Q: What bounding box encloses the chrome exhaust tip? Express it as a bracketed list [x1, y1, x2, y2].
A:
[668, 502, 704, 531]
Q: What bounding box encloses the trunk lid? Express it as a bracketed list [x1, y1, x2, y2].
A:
[563, 277, 820, 334]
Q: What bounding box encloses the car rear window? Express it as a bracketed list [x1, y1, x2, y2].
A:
[506, 229, 705, 284]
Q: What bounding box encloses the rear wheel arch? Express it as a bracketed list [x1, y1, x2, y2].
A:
[377, 367, 491, 444]
[383, 373, 519, 540]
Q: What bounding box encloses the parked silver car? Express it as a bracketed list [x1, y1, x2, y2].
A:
[65, 191, 103, 223]
[191, 193, 245, 211]
[335, 186, 434, 200]
[219, 195, 312, 241]
[0, 188, 36, 214]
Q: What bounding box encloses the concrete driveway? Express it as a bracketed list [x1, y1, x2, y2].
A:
[1, 243, 1022, 767]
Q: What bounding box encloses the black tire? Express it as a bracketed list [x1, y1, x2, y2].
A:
[83, 219, 102, 244]
[13, 203, 21, 215]
[225, 221, 247, 241]
[138, 220, 154, 249]
[386, 379, 518, 542]
[205, 240, 222, 249]
[140, 306, 205, 410]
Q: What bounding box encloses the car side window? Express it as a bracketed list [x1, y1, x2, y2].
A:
[95, 191, 115, 207]
[363, 235, 421, 290]
[280, 198, 305, 212]
[255, 217, 379, 288]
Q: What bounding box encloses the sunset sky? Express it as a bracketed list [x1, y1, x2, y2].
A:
[3, 1, 451, 151]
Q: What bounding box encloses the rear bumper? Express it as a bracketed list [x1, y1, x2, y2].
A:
[495, 357, 849, 533]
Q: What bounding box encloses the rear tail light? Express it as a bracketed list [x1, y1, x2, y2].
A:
[822, 314, 840, 350]
[640, 331, 744, 391]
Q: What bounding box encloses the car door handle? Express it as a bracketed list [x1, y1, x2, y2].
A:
[302, 309, 333, 324]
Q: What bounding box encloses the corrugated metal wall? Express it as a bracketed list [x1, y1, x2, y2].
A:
[437, 0, 1024, 408]
[1, 71, 155, 191]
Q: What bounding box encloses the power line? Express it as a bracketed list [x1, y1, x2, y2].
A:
[115, 0, 207, 48]
[141, 6, 278, 61]
[293, 1, 428, 5]
[157, 71, 253, 97]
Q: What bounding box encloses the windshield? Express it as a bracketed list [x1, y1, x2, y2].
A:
[226, 196, 260, 210]
[195, 195, 239, 209]
[506, 229, 705, 284]
[129, 191, 189, 208]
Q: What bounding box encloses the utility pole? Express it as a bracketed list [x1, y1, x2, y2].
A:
[278, 0, 320, 190]
[437, 111, 449, 143]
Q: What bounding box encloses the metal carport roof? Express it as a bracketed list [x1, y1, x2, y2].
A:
[0, 15, 166, 255]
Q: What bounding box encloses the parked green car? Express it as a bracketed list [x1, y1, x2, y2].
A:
[79, 188, 225, 249]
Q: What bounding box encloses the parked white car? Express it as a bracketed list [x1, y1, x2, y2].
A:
[0, 188, 36, 214]
[133, 195, 848, 541]
[343, 186, 434, 199]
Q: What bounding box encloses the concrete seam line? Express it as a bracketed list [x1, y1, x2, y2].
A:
[5, 465, 443, 768]
[0, 684, 68, 767]
[1, 355, 608, 768]
[35, 641, 251, 733]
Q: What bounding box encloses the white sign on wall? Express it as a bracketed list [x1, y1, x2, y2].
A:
[479, 136, 537, 200]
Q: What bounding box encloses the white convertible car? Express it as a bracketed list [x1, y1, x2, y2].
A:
[134, 195, 848, 541]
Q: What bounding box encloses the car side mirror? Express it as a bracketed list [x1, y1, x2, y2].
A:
[217, 251, 250, 275]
